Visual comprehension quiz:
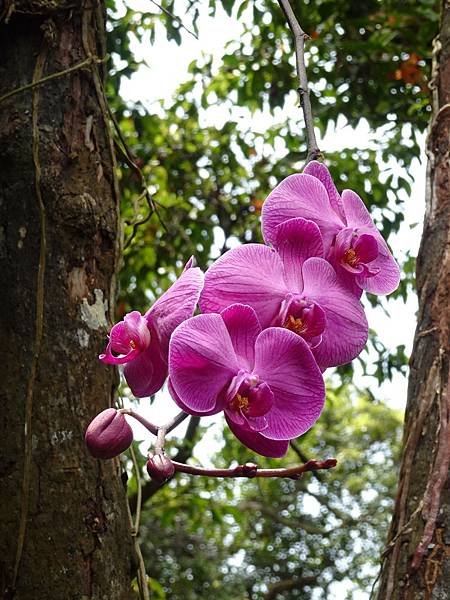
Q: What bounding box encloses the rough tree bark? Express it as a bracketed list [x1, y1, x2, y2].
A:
[0, 1, 134, 598]
[377, 2, 450, 599]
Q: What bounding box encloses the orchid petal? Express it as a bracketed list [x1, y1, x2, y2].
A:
[123, 332, 167, 397]
[148, 266, 204, 355]
[356, 239, 401, 295]
[220, 304, 262, 371]
[261, 173, 343, 251]
[301, 257, 368, 369]
[273, 217, 324, 291]
[303, 160, 346, 222]
[354, 233, 379, 263]
[109, 322, 133, 354]
[254, 328, 325, 440]
[244, 414, 269, 432]
[200, 244, 286, 328]
[341, 189, 375, 230]
[246, 382, 274, 417]
[225, 415, 290, 458]
[123, 311, 151, 346]
[169, 314, 238, 414]
[168, 379, 219, 416]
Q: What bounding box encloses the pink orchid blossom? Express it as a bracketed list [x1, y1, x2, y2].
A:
[100, 260, 204, 397]
[199, 218, 368, 371]
[261, 161, 400, 296]
[168, 303, 325, 457]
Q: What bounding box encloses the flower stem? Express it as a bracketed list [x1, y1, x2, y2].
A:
[277, 0, 322, 163]
[171, 458, 337, 479]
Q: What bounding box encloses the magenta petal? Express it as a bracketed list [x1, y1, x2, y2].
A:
[148, 266, 204, 355]
[303, 161, 346, 222]
[182, 255, 196, 271]
[356, 239, 401, 295]
[220, 304, 262, 371]
[124, 333, 167, 397]
[261, 173, 343, 251]
[254, 328, 325, 440]
[354, 233, 378, 263]
[301, 257, 368, 369]
[109, 322, 132, 354]
[273, 217, 324, 291]
[244, 414, 269, 432]
[169, 314, 239, 414]
[341, 189, 375, 230]
[123, 311, 151, 347]
[168, 379, 219, 416]
[246, 382, 274, 417]
[200, 244, 286, 328]
[225, 415, 290, 458]
[100, 338, 141, 365]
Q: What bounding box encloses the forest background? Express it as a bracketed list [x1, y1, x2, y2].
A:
[107, 0, 438, 598]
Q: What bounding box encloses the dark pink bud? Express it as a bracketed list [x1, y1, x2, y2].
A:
[146, 452, 175, 483]
[85, 408, 133, 459]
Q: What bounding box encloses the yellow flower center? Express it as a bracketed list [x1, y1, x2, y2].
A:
[343, 248, 359, 267]
[283, 315, 307, 335]
[230, 393, 249, 413]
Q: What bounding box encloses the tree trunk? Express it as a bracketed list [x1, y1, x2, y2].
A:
[376, 2, 450, 598]
[0, 2, 134, 598]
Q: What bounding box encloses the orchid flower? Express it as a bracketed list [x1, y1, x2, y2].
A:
[100, 260, 204, 397]
[199, 218, 368, 371]
[168, 303, 325, 457]
[261, 161, 400, 296]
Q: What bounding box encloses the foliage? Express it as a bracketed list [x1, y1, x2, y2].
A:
[132, 389, 402, 599]
[104, 1, 438, 597]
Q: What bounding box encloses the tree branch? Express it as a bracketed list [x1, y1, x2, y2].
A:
[264, 576, 317, 600]
[172, 458, 337, 479]
[277, 0, 321, 163]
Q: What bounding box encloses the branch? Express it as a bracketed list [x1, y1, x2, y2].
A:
[120, 408, 189, 436]
[172, 458, 337, 479]
[264, 576, 317, 600]
[277, 0, 321, 163]
[149, 0, 198, 40]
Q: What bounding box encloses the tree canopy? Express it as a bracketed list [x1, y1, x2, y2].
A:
[104, 0, 438, 597]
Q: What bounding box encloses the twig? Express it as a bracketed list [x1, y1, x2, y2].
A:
[0, 55, 106, 105]
[164, 410, 190, 433]
[276, 0, 321, 163]
[120, 408, 189, 437]
[149, 0, 198, 40]
[172, 458, 337, 479]
[120, 409, 159, 435]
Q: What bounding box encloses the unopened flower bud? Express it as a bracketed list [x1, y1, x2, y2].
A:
[85, 408, 133, 459]
[146, 452, 175, 483]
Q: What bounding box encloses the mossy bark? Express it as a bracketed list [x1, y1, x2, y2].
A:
[376, 2, 450, 598]
[0, 2, 134, 598]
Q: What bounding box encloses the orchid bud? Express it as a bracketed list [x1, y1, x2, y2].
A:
[146, 452, 175, 483]
[85, 408, 133, 459]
